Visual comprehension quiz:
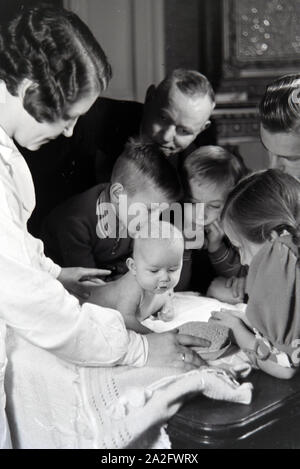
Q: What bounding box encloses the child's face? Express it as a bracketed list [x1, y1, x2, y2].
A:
[131, 240, 183, 293]
[187, 178, 229, 227]
[223, 221, 264, 266]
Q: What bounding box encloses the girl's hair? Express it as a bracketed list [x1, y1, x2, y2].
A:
[259, 74, 300, 133]
[0, 5, 112, 122]
[222, 169, 300, 247]
[183, 145, 248, 193]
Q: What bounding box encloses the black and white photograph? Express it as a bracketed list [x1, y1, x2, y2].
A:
[0, 0, 300, 454]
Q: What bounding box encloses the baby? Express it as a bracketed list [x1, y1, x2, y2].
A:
[87, 221, 184, 334]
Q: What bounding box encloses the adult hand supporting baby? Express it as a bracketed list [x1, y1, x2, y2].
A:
[146, 332, 210, 371]
[58, 267, 111, 300]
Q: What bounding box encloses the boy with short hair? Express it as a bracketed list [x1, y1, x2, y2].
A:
[41, 139, 182, 280]
[180, 145, 248, 300]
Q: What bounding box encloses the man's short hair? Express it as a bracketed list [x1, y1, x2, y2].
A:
[111, 138, 182, 202]
[259, 74, 300, 133]
[183, 145, 248, 192]
[157, 69, 215, 104]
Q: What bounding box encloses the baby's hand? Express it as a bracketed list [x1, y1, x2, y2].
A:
[157, 293, 175, 322]
[205, 220, 225, 253]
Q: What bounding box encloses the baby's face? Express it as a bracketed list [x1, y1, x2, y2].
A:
[133, 240, 183, 293]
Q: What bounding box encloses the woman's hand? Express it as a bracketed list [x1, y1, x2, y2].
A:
[146, 331, 210, 371]
[58, 267, 111, 300]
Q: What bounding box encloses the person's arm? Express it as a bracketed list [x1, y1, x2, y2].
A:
[0, 205, 149, 367]
[210, 310, 298, 380]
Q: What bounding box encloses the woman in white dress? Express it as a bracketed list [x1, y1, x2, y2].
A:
[0, 5, 205, 448]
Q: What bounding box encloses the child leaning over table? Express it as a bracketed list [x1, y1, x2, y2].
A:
[179, 145, 248, 303]
[41, 138, 182, 290]
[85, 221, 186, 334]
[210, 169, 300, 380]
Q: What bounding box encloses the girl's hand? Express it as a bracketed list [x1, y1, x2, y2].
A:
[210, 309, 254, 349]
[58, 267, 111, 300]
[205, 220, 225, 253]
[146, 331, 210, 371]
[210, 308, 242, 331]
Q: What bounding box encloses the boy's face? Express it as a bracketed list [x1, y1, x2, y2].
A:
[117, 184, 173, 235]
[260, 125, 300, 180]
[131, 240, 183, 293]
[187, 178, 229, 227]
[141, 85, 213, 156]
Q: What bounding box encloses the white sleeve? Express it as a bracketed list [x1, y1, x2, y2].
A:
[25, 231, 61, 278]
[0, 211, 148, 367]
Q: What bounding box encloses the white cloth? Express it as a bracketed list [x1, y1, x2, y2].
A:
[0, 125, 147, 447]
[142, 292, 246, 332]
[0, 321, 11, 449]
[5, 328, 252, 449]
[5, 295, 253, 449]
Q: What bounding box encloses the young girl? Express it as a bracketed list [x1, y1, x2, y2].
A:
[211, 169, 300, 379]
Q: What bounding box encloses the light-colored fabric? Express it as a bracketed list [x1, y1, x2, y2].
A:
[0, 321, 11, 449]
[5, 327, 252, 449]
[0, 124, 147, 367]
[142, 292, 246, 332]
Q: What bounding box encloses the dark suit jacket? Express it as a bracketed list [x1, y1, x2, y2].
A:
[41, 183, 133, 277]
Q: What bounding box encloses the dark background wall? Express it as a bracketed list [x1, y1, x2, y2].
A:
[164, 0, 201, 73]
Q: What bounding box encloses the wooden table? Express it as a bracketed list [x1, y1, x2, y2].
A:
[168, 371, 300, 449]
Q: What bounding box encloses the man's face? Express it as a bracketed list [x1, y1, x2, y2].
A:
[141, 85, 214, 156]
[260, 124, 300, 180]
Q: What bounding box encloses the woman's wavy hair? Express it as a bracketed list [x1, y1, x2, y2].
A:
[222, 169, 300, 248]
[0, 5, 112, 122]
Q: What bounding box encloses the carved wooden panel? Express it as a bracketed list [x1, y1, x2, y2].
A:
[224, 0, 300, 76]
